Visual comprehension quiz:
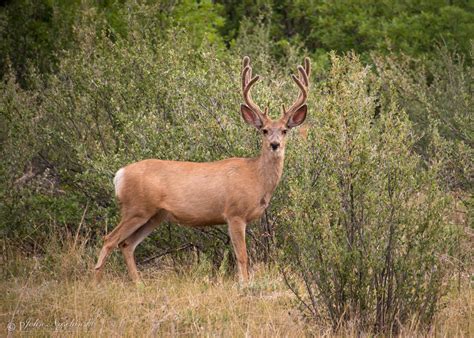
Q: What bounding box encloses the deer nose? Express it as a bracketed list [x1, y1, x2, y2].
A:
[270, 142, 280, 150]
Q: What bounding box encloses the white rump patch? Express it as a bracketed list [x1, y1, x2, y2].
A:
[113, 168, 125, 197]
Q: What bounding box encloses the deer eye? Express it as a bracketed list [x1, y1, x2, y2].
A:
[282, 129, 288, 135]
[262, 129, 268, 135]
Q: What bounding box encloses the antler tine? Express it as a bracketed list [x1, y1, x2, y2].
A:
[304, 57, 311, 78]
[241, 66, 249, 92]
[243, 56, 252, 84]
[284, 58, 311, 118]
[241, 56, 265, 117]
[243, 56, 250, 68]
[297, 65, 309, 87]
[243, 72, 260, 97]
[291, 74, 307, 99]
[241, 59, 252, 85]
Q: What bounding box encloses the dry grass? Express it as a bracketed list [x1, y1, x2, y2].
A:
[1, 238, 472, 337]
[432, 285, 473, 337]
[1, 240, 309, 337]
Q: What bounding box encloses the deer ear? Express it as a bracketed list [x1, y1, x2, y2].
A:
[287, 104, 307, 128]
[241, 104, 263, 129]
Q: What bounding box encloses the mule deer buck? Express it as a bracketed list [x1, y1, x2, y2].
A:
[94, 56, 310, 283]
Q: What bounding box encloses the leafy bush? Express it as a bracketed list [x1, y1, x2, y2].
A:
[374, 45, 473, 193]
[278, 53, 457, 333]
[0, 6, 299, 269]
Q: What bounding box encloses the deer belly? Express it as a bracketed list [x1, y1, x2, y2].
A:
[162, 194, 226, 227]
[166, 211, 226, 227]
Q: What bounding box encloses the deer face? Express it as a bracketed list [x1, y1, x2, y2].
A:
[241, 104, 308, 155]
[261, 120, 288, 153]
[240, 56, 310, 156]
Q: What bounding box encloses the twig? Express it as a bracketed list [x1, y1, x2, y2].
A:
[73, 203, 88, 250]
[141, 243, 200, 264]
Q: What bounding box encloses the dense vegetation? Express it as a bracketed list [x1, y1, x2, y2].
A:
[1, 0, 472, 335]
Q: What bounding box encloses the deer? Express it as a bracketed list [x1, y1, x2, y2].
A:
[94, 56, 310, 283]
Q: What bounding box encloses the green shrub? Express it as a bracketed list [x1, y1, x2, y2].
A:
[0, 6, 299, 269]
[278, 53, 457, 333]
[374, 45, 473, 193]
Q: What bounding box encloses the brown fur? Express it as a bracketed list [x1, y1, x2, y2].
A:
[94, 57, 310, 283]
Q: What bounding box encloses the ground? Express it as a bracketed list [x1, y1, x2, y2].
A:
[1, 240, 472, 337]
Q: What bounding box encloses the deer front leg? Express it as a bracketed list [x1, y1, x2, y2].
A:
[227, 217, 248, 283]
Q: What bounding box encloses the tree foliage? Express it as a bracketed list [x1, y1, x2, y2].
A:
[219, 0, 474, 60]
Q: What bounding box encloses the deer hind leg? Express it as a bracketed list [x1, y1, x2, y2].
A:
[94, 214, 150, 282]
[119, 210, 167, 282]
[227, 217, 249, 283]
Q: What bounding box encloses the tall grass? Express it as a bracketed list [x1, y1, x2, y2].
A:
[1, 234, 472, 337]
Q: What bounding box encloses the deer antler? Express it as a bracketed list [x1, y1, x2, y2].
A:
[241, 56, 266, 119]
[283, 57, 311, 118]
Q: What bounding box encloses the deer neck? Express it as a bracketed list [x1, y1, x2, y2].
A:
[256, 148, 285, 196]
